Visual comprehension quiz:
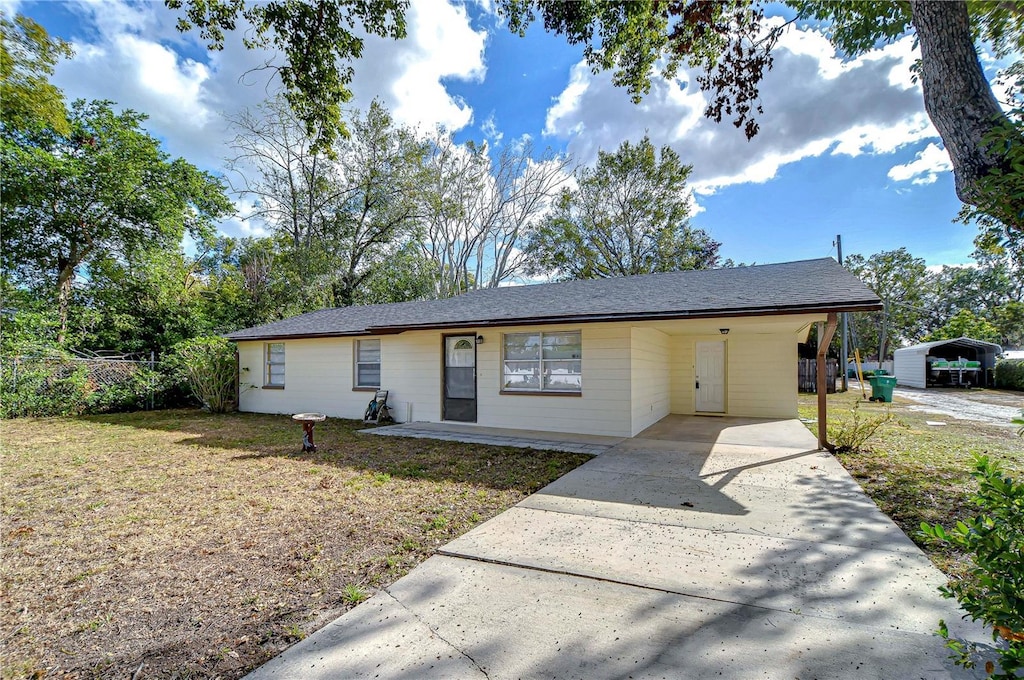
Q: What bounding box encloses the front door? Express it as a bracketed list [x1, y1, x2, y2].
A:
[443, 335, 477, 422]
[695, 340, 726, 413]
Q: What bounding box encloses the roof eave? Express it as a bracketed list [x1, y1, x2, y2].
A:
[365, 300, 883, 334]
[225, 300, 882, 341]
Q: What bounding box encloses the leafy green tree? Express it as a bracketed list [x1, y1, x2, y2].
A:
[924, 309, 1001, 344]
[994, 302, 1024, 348]
[0, 13, 73, 135]
[1, 99, 233, 345]
[499, 1, 1023, 228]
[227, 98, 430, 307]
[524, 136, 719, 280]
[845, 248, 929, 360]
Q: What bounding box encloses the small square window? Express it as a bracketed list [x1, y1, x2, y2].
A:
[355, 339, 381, 388]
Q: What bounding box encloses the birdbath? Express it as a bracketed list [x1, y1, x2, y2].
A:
[292, 413, 326, 453]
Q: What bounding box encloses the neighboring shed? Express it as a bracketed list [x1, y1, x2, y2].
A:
[893, 337, 1003, 389]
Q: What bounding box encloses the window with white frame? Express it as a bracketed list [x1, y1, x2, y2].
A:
[355, 339, 381, 388]
[502, 331, 582, 393]
[265, 342, 285, 387]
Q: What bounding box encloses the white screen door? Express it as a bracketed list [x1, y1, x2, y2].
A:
[695, 340, 726, 413]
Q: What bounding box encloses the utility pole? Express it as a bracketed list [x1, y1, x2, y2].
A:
[836, 234, 849, 392]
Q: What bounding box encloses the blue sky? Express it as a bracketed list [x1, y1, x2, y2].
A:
[9, 0, 989, 267]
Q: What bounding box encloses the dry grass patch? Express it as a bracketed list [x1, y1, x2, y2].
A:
[0, 410, 589, 679]
[799, 389, 1023, 577]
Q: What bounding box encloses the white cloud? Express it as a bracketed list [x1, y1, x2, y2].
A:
[544, 26, 935, 194]
[352, 0, 486, 132]
[888, 143, 953, 185]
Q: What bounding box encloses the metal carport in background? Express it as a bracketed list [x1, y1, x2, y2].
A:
[893, 336, 1003, 388]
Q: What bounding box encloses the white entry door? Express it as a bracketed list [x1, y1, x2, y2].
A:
[695, 341, 726, 413]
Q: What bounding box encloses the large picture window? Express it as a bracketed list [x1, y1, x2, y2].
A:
[503, 331, 582, 393]
[265, 342, 285, 387]
[355, 339, 381, 388]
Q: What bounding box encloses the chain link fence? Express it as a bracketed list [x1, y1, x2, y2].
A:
[2, 350, 164, 417]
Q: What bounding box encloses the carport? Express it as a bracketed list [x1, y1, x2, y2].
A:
[893, 336, 1002, 388]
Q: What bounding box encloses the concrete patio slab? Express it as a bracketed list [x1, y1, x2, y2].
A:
[246, 415, 989, 679]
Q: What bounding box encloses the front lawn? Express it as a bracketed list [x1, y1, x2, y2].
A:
[799, 389, 1023, 577]
[0, 410, 589, 679]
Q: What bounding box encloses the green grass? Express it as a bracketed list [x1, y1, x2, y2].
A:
[799, 389, 1023, 577]
[0, 409, 589, 679]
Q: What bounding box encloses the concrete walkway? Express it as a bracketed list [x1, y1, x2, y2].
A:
[248, 416, 989, 679]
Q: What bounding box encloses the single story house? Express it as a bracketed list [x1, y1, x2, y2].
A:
[226, 258, 881, 441]
[892, 337, 1003, 388]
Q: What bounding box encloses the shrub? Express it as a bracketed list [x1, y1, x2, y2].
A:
[920, 456, 1024, 678]
[165, 337, 237, 413]
[828, 402, 893, 453]
[996, 359, 1024, 391]
[1, 357, 165, 418]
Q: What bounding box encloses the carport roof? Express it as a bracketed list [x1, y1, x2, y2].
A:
[894, 337, 1004, 354]
[226, 257, 882, 340]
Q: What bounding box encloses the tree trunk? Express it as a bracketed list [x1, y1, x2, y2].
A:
[909, 1, 1010, 209]
[55, 262, 74, 347]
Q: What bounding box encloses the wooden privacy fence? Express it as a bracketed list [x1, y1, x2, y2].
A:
[798, 358, 838, 393]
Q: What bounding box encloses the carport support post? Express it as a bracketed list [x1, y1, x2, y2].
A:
[817, 313, 838, 451]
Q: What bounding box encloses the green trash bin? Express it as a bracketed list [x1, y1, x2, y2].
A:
[868, 375, 897, 402]
[873, 369, 888, 376]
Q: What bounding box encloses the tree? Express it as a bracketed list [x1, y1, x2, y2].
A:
[844, 248, 929, 360]
[924, 309, 1001, 344]
[0, 13, 73, 135]
[499, 1, 1023, 229]
[418, 134, 570, 297]
[524, 136, 719, 280]
[1, 99, 233, 345]
[319, 101, 430, 306]
[227, 97, 429, 307]
[165, 0, 407, 151]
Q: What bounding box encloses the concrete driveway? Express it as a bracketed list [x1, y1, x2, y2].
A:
[247, 416, 988, 679]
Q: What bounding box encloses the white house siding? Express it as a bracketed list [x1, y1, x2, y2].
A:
[630, 327, 672, 436]
[725, 333, 799, 418]
[475, 323, 633, 438]
[237, 338, 362, 417]
[236, 313, 819, 436]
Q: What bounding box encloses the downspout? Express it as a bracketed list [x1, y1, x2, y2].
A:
[817, 312, 838, 452]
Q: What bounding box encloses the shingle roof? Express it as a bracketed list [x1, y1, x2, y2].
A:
[225, 258, 881, 340]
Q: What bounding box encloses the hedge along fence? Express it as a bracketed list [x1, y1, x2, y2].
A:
[995, 359, 1024, 391]
[1, 352, 166, 418]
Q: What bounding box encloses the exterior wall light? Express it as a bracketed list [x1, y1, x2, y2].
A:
[476, 335, 484, 344]
[719, 328, 730, 335]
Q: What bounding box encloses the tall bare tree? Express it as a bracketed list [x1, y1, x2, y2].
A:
[418, 133, 570, 298]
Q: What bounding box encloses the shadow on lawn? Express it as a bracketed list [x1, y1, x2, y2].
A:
[79, 408, 590, 491]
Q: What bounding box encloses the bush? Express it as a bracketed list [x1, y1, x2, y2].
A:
[920, 456, 1024, 678]
[828, 402, 893, 453]
[1, 357, 166, 418]
[996, 359, 1024, 391]
[165, 337, 237, 413]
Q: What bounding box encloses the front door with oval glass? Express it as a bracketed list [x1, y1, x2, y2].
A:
[443, 335, 477, 422]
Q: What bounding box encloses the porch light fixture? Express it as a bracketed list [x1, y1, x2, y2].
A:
[719, 328, 730, 335]
[476, 335, 484, 344]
